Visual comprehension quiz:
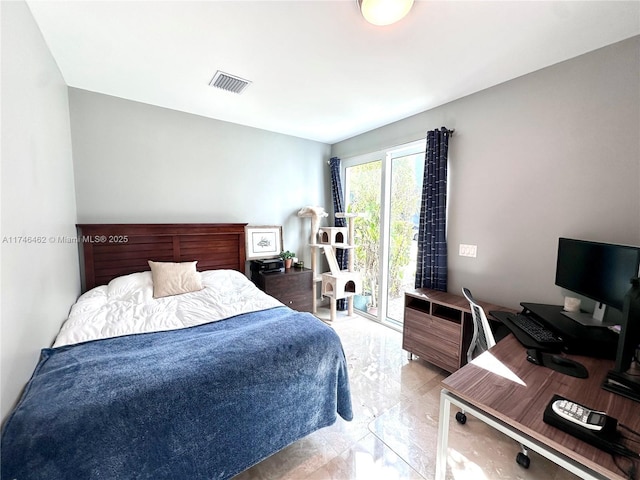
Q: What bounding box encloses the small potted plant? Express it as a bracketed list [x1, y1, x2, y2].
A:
[280, 250, 295, 269]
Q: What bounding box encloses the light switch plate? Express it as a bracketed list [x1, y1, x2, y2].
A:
[459, 244, 477, 258]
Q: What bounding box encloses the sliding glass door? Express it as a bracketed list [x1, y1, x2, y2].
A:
[343, 141, 425, 328]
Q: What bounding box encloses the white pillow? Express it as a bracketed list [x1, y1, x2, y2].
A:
[148, 261, 203, 298]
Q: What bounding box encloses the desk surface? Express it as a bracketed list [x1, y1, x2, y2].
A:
[442, 334, 639, 480]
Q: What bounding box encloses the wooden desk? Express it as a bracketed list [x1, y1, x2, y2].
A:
[436, 335, 639, 480]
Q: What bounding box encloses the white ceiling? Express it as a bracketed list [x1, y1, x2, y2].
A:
[26, 1, 640, 144]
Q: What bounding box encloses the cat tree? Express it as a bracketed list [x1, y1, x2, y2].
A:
[297, 207, 361, 321]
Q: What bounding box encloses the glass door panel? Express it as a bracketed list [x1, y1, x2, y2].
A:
[345, 160, 382, 316]
[385, 153, 424, 324]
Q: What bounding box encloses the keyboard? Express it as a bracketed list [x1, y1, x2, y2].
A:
[510, 313, 563, 344]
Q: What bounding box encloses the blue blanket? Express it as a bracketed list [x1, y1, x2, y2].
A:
[1, 307, 352, 479]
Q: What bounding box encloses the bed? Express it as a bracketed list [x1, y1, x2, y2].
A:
[1, 224, 353, 480]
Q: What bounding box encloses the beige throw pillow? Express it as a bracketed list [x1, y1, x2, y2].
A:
[148, 260, 203, 298]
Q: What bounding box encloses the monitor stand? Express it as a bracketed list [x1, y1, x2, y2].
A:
[602, 370, 640, 403]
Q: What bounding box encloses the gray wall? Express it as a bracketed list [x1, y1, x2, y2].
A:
[69, 89, 331, 263]
[332, 37, 640, 311]
[1, 1, 80, 419]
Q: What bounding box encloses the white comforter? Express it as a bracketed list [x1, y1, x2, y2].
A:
[54, 269, 283, 347]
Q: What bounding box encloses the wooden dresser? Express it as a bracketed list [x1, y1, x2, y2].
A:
[252, 268, 313, 313]
[403, 288, 514, 373]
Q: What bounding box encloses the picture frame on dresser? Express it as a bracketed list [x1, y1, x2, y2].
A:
[245, 225, 283, 260]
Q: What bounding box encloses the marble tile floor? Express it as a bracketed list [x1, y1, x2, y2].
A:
[234, 310, 580, 480]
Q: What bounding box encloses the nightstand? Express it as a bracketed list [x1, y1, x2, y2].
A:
[252, 268, 313, 312]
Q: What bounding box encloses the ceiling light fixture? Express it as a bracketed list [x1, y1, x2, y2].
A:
[358, 0, 415, 26]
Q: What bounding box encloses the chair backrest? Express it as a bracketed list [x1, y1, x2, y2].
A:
[462, 287, 497, 363]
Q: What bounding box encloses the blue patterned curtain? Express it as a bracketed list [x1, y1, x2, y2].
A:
[329, 157, 348, 310]
[415, 128, 451, 291]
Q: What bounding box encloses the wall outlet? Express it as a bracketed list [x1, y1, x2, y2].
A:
[459, 244, 477, 258]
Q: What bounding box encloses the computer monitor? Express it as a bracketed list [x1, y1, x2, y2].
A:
[555, 237, 640, 326]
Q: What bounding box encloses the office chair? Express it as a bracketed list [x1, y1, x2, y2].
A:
[459, 287, 531, 469]
[462, 287, 497, 363]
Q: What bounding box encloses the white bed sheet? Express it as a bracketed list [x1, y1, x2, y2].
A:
[53, 269, 283, 347]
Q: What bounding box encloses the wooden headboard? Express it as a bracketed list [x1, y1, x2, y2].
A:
[76, 223, 247, 292]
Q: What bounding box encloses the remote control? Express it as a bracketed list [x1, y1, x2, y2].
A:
[551, 399, 607, 431]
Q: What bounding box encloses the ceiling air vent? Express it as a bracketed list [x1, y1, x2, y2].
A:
[208, 71, 251, 94]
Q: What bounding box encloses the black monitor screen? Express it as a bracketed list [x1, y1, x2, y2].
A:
[555, 238, 640, 311]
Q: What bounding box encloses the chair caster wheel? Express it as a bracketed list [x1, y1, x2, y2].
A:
[516, 452, 530, 469]
[455, 412, 467, 424]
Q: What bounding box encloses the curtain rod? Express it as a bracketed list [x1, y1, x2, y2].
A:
[327, 128, 454, 164]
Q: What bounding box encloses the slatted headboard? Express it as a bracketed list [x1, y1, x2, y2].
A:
[76, 224, 247, 292]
